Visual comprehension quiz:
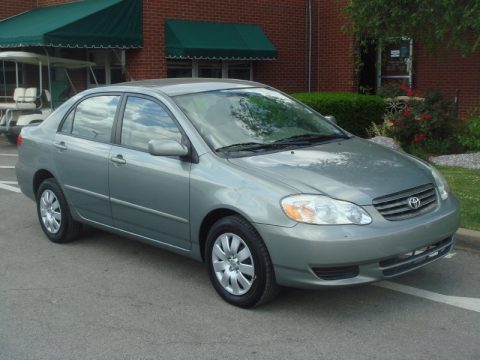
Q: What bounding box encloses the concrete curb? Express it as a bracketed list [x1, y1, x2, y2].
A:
[455, 228, 480, 252]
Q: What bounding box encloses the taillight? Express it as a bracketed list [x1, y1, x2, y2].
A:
[17, 133, 23, 147]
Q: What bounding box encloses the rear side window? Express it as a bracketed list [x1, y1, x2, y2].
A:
[70, 95, 120, 142]
[120, 96, 182, 151]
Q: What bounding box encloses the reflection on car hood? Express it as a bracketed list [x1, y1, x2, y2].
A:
[228, 138, 433, 205]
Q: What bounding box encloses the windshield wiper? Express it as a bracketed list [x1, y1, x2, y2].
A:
[216, 134, 350, 153]
[216, 141, 297, 153]
[273, 133, 350, 144]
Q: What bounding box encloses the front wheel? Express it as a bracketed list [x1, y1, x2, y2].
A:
[36, 178, 81, 243]
[205, 216, 279, 308]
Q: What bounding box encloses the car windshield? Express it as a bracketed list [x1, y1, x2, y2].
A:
[174, 87, 348, 154]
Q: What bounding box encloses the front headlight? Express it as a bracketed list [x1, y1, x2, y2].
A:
[431, 167, 449, 200]
[281, 195, 372, 225]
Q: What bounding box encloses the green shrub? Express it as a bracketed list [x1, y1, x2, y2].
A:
[291, 92, 386, 137]
[457, 115, 480, 152]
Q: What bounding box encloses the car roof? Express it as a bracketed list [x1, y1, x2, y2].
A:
[110, 78, 267, 96]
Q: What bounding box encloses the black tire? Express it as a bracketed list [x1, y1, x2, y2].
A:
[36, 178, 81, 244]
[6, 134, 17, 145]
[205, 215, 279, 308]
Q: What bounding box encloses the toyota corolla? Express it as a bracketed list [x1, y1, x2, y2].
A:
[16, 79, 460, 308]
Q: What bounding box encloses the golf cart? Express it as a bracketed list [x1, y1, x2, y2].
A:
[0, 51, 96, 144]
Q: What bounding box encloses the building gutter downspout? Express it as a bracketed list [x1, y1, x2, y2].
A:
[307, 0, 312, 92]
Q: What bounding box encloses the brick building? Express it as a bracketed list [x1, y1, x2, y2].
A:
[0, 0, 478, 117]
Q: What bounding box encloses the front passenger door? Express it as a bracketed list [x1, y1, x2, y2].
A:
[108, 95, 191, 250]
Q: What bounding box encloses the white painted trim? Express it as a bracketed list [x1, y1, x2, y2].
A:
[221, 61, 228, 79]
[192, 60, 199, 77]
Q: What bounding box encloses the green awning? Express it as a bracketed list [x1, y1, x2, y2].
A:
[165, 19, 277, 60]
[0, 0, 143, 49]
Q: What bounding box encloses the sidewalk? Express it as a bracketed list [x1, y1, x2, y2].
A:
[456, 228, 480, 252]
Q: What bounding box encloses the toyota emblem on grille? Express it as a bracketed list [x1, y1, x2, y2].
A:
[408, 196, 421, 209]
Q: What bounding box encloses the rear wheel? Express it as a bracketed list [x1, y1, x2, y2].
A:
[205, 215, 279, 308]
[36, 178, 81, 243]
[5, 134, 17, 145]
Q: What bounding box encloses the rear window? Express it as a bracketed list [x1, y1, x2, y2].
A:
[70, 95, 119, 142]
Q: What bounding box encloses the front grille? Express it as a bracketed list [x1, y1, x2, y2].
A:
[379, 237, 453, 277]
[312, 265, 359, 280]
[373, 184, 437, 221]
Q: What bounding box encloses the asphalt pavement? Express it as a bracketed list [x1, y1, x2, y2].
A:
[0, 135, 479, 360]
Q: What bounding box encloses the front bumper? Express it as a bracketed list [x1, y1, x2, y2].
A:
[256, 195, 460, 289]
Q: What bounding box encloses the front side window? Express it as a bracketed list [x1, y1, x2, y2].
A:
[174, 88, 346, 153]
[120, 97, 182, 151]
[71, 95, 120, 142]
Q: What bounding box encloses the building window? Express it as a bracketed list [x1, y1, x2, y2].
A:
[167, 60, 252, 80]
[198, 61, 222, 78]
[227, 61, 251, 80]
[87, 50, 125, 88]
[167, 61, 193, 78]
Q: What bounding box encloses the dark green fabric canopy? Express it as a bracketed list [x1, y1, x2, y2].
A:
[165, 19, 277, 60]
[0, 0, 143, 49]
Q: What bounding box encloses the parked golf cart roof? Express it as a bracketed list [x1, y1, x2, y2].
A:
[0, 51, 98, 141]
[0, 51, 95, 69]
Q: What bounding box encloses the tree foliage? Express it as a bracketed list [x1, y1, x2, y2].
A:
[344, 0, 480, 54]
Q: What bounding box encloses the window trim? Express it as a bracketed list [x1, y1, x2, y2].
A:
[57, 91, 199, 163]
[56, 92, 124, 145]
[59, 107, 76, 134]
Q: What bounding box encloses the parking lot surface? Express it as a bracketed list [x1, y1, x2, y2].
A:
[0, 136, 479, 360]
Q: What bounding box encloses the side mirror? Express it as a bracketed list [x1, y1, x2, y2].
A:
[325, 115, 337, 124]
[148, 139, 189, 157]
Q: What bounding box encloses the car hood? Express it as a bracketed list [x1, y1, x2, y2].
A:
[227, 138, 433, 205]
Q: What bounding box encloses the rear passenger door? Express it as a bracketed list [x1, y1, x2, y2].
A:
[108, 95, 191, 250]
[54, 94, 121, 225]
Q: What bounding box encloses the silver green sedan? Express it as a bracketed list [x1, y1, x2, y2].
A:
[16, 79, 460, 308]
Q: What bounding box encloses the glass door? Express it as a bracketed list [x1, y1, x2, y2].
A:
[376, 38, 413, 89]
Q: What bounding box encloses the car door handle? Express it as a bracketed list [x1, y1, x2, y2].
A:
[110, 155, 126, 165]
[53, 141, 67, 151]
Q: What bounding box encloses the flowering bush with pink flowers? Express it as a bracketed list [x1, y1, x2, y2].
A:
[377, 83, 417, 99]
[386, 89, 456, 154]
